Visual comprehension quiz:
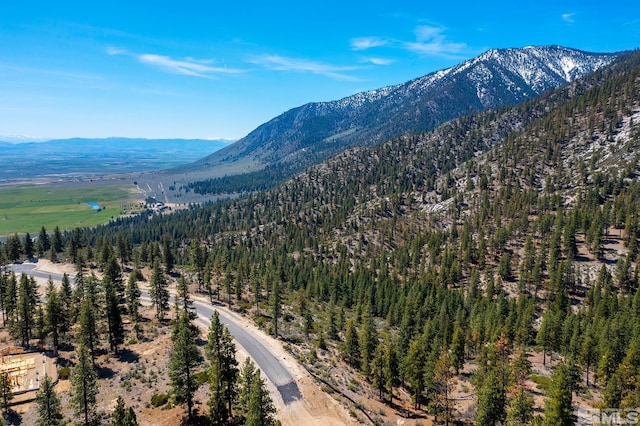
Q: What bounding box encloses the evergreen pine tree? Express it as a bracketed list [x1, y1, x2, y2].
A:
[70, 343, 98, 426]
[371, 343, 386, 400]
[208, 359, 228, 426]
[23, 232, 34, 260]
[0, 372, 12, 414]
[270, 279, 281, 337]
[359, 313, 377, 377]
[14, 273, 38, 347]
[404, 337, 426, 409]
[343, 318, 360, 369]
[44, 277, 61, 355]
[59, 273, 74, 337]
[476, 368, 507, 426]
[433, 351, 455, 425]
[162, 235, 175, 274]
[123, 408, 138, 426]
[104, 255, 123, 297]
[36, 226, 50, 258]
[506, 384, 534, 426]
[176, 276, 196, 320]
[125, 270, 142, 339]
[206, 311, 238, 419]
[149, 260, 170, 321]
[51, 226, 63, 254]
[111, 395, 137, 426]
[384, 338, 399, 403]
[236, 357, 257, 418]
[169, 311, 201, 423]
[450, 325, 466, 375]
[543, 362, 574, 426]
[104, 278, 124, 354]
[77, 296, 97, 361]
[245, 369, 276, 426]
[112, 396, 127, 426]
[35, 375, 65, 426]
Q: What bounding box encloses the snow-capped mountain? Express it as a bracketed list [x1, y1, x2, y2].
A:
[192, 46, 620, 174]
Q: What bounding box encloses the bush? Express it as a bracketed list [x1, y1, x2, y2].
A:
[194, 370, 209, 387]
[58, 367, 70, 380]
[531, 374, 551, 392]
[255, 315, 267, 328]
[151, 392, 169, 407]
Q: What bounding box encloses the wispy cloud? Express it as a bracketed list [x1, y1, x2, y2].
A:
[250, 55, 360, 81]
[138, 54, 243, 77]
[562, 13, 576, 23]
[362, 57, 395, 66]
[350, 37, 389, 51]
[351, 25, 469, 59]
[404, 25, 468, 57]
[106, 46, 128, 56]
[107, 47, 243, 78]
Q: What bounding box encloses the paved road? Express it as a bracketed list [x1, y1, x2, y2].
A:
[191, 299, 301, 404]
[10, 263, 301, 404]
[8, 262, 67, 282]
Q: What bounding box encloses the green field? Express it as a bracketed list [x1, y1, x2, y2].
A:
[0, 184, 142, 236]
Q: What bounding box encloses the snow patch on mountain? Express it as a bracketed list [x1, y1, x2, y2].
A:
[327, 46, 618, 114]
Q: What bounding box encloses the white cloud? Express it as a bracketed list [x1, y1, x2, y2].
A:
[404, 25, 468, 57]
[251, 55, 360, 81]
[107, 48, 243, 78]
[562, 13, 576, 23]
[350, 37, 388, 51]
[106, 46, 128, 56]
[138, 54, 243, 77]
[363, 57, 395, 66]
[350, 25, 469, 59]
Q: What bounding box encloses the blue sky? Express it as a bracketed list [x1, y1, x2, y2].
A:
[1, 1, 639, 140]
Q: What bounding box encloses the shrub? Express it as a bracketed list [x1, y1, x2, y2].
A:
[151, 392, 169, 407]
[194, 370, 209, 387]
[58, 367, 71, 380]
[530, 374, 551, 392]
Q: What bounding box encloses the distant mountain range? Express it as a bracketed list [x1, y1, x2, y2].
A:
[185, 46, 619, 186]
[0, 138, 231, 181]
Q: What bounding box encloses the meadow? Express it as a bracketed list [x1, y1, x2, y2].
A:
[0, 184, 142, 236]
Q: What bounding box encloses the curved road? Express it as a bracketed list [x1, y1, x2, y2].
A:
[8, 262, 301, 404]
[8, 262, 58, 281]
[190, 299, 301, 404]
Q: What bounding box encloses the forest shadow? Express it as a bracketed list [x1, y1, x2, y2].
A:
[574, 254, 591, 262]
[97, 365, 115, 379]
[3, 409, 22, 425]
[118, 348, 139, 363]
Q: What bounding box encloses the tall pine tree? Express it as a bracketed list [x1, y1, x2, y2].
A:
[70, 343, 99, 426]
[168, 310, 201, 423]
[149, 260, 169, 321]
[35, 375, 64, 426]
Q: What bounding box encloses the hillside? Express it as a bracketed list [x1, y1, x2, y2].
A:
[4, 50, 640, 425]
[172, 46, 618, 197]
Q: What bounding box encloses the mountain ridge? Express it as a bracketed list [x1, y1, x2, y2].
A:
[178, 45, 620, 195]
